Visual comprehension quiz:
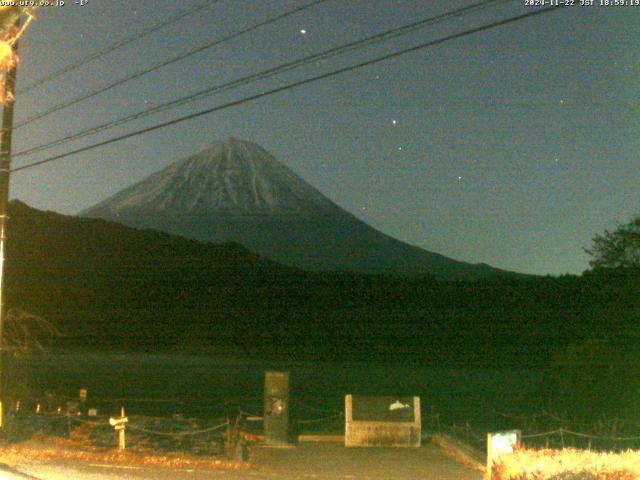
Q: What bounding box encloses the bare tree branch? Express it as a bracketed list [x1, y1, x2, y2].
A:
[3, 308, 61, 356]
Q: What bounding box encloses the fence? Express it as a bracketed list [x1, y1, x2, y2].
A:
[11, 394, 639, 459]
[426, 408, 640, 455]
[0, 393, 345, 458]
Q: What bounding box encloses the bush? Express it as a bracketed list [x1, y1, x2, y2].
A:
[493, 448, 640, 480]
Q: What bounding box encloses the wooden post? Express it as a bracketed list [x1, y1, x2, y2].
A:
[344, 394, 352, 447]
[0, 15, 20, 429]
[110, 406, 128, 452]
[486, 432, 493, 479]
[118, 406, 126, 451]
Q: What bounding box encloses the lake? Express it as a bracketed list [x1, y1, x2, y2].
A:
[5, 351, 545, 434]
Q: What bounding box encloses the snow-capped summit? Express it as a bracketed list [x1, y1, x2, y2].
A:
[84, 137, 337, 216]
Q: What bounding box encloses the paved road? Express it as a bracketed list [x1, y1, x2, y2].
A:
[251, 443, 484, 480]
[3, 443, 483, 480]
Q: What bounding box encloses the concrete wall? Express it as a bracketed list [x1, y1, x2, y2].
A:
[345, 395, 421, 447]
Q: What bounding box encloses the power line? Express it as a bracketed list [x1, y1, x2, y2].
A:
[11, 5, 568, 174]
[17, 0, 216, 94]
[14, 0, 513, 158]
[13, 0, 332, 130]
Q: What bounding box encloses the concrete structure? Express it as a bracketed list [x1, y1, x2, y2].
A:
[264, 371, 290, 445]
[345, 395, 421, 447]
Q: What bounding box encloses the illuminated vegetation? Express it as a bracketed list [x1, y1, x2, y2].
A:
[493, 448, 640, 480]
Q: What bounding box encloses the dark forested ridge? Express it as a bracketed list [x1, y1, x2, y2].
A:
[6, 200, 639, 367]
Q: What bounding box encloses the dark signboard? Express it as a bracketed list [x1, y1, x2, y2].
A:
[264, 371, 289, 445]
[352, 396, 415, 422]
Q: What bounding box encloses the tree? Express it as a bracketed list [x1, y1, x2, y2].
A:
[544, 338, 638, 422]
[3, 308, 60, 357]
[585, 214, 640, 270]
[2, 308, 61, 405]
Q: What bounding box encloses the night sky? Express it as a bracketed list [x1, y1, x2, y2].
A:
[7, 0, 639, 276]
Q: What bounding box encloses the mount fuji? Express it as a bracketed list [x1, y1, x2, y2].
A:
[80, 138, 517, 280]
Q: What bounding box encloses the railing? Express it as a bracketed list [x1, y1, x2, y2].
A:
[427, 409, 640, 454]
[0, 395, 346, 458]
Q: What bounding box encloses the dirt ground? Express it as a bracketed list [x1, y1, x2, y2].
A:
[251, 442, 484, 479]
[3, 441, 484, 479]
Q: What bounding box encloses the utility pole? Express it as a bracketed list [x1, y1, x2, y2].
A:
[0, 15, 20, 428]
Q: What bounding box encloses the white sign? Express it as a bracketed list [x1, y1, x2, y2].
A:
[109, 416, 129, 427]
[389, 400, 410, 411]
[492, 430, 520, 456]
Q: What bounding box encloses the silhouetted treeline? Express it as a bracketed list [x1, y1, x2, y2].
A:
[5, 201, 639, 369]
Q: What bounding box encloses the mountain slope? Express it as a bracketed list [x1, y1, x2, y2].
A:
[81, 137, 521, 280]
[6, 200, 301, 349]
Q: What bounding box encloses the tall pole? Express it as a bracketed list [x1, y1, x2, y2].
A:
[0, 16, 20, 427]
